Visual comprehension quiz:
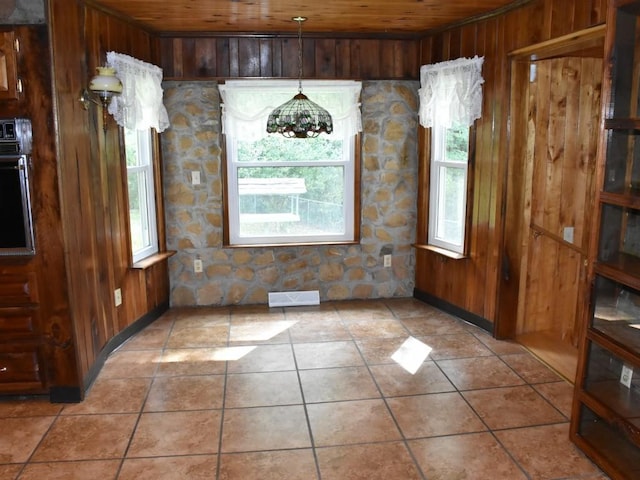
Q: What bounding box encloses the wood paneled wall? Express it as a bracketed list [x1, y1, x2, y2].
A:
[47, 0, 169, 395]
[158, 36, 419, 80]
[414, 0, 608, 330]
[0, 25, 72, 392]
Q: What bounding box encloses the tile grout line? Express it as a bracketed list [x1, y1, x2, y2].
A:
[214, 309, 232, 480]
[349, 300, 428, 480]
[113, 313, 176, 479]
[15, 400, 65, 477]
[285, 304, 329, 480]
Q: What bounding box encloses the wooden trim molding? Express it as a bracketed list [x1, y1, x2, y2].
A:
[131, 250, 176, 270]
[413, 243, 468, 260]
[81, 301, 170, 397]
[414, 288, 494, 333]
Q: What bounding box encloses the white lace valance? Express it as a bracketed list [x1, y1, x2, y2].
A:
[219, 80, 362, 141]
[106, 51, 170, 133]
[418, 56, 484, 128]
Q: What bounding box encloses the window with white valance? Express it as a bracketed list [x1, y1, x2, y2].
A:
[106, 52, 168, 264]
[106, 51, 170, 133]
[419, 56, 484, 256]
[418, 56, 484, 129]
[219, 80, 362, 141]
[219, 80, 362, 246]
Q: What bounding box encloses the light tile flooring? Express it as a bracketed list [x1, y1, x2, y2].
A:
[0, 298, 610, 479]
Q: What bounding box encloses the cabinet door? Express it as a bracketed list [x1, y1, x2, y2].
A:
[0, 344, 46, 393]
[0, 30, 18, 100]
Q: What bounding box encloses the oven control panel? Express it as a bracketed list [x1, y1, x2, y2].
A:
[0, 118, 32, 155]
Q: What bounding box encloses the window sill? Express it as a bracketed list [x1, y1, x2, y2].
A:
[131, 251, 177, 270]
[413, 243, 467, 260]
[225, 240, 360, 248]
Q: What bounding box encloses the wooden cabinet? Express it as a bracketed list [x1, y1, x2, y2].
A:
[571, 1, 640, 477]
[0, 29, 19, 100]
[0, 270, 46, 394]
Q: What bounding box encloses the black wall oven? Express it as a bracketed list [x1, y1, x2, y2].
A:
[0, 118, 35, 256]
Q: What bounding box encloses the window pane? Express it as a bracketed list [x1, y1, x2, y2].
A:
[237, 136, 343, 163]
[223, 82, 359, 246]
[435, 165, 465, 245]
[125, 128, 158, 262]
[445, 125, 469, 163]
[237, 166, 345, 238]
[125, 128, 141, 167]
[128, 172, 150, 251]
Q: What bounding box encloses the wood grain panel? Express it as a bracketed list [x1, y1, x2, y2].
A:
[158, 36, 420, 80]
[239, 38, 260, 77]
[485, 13, 510, 323]
[0, 345, 45, 393]
[0, 30, 18, 100]
[415, 0, 607, 329]
[258, 39, 274, 78]
[84, 0, 520, 35]
[520, 234, 583, 337]
[46, 0, 171, 398]
[0, 24, 75, 395]
[520, 57, 601, 343]
[530, 59, 557, 234]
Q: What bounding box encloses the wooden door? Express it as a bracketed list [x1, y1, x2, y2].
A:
[0, 30, 18, 100]
[515, 57, 602, 380]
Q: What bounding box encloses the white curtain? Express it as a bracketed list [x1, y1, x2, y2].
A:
[106, 51, 170, 132]
[418, 56, 484, 128]
[219, 80, 362, 141]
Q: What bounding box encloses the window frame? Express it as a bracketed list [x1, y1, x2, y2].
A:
[122, 127, 160, 264]
[222, 133, 361, 247]
[416, 125, 475, 258]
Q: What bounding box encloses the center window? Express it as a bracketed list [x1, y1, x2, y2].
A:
[220, 80, 362, 246]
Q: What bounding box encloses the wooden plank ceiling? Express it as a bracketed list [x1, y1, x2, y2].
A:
[85, 0, 524, 35]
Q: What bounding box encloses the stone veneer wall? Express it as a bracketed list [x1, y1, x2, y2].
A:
[0, 0, 45, 23]
[162, 80, 419, 306]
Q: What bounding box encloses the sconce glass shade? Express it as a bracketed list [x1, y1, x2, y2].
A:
[83, 66, 123, 131]
[89, 66, 123, 104]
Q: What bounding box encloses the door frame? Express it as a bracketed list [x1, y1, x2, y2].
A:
[495, 25, 605, 341]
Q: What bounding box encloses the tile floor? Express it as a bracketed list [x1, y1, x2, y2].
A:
[0, 298, 610, 479]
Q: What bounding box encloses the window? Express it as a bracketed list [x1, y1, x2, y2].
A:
[124, 127, 158, 262]
[219, 80, 362, 246]
[226, 135, 356, 245]
[418, 56, 484, 256]
[105, 52, 168, 264]
[428, 124, 470, 253]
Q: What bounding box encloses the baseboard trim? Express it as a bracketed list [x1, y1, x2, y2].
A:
[82, 301, 170, 394]
[49, 386, 83, 403]
[47, 302, 169, 403]
[413, 289, 493, 334]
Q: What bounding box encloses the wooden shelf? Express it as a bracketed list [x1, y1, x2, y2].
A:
[577, 411, 640, 478]
[573, 2, 640, 477]
[591, 320, 640, 354]
[595, 253, 640, 291]
[600, 189, 640, 209]
[604, 118, 640, 130]
[586, 380, 640, 420]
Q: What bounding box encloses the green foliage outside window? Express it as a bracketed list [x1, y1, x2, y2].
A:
[237, 136, 344, 203]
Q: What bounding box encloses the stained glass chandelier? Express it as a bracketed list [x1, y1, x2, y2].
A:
[266, 16, 333, 138]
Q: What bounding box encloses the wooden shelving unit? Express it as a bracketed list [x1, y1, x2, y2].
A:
[571, 1, 640, 477]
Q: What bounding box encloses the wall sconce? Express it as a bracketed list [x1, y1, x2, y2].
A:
[79, 66, 123, 131]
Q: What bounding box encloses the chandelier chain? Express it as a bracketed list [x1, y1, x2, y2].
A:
[297, 18, 303, 93]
